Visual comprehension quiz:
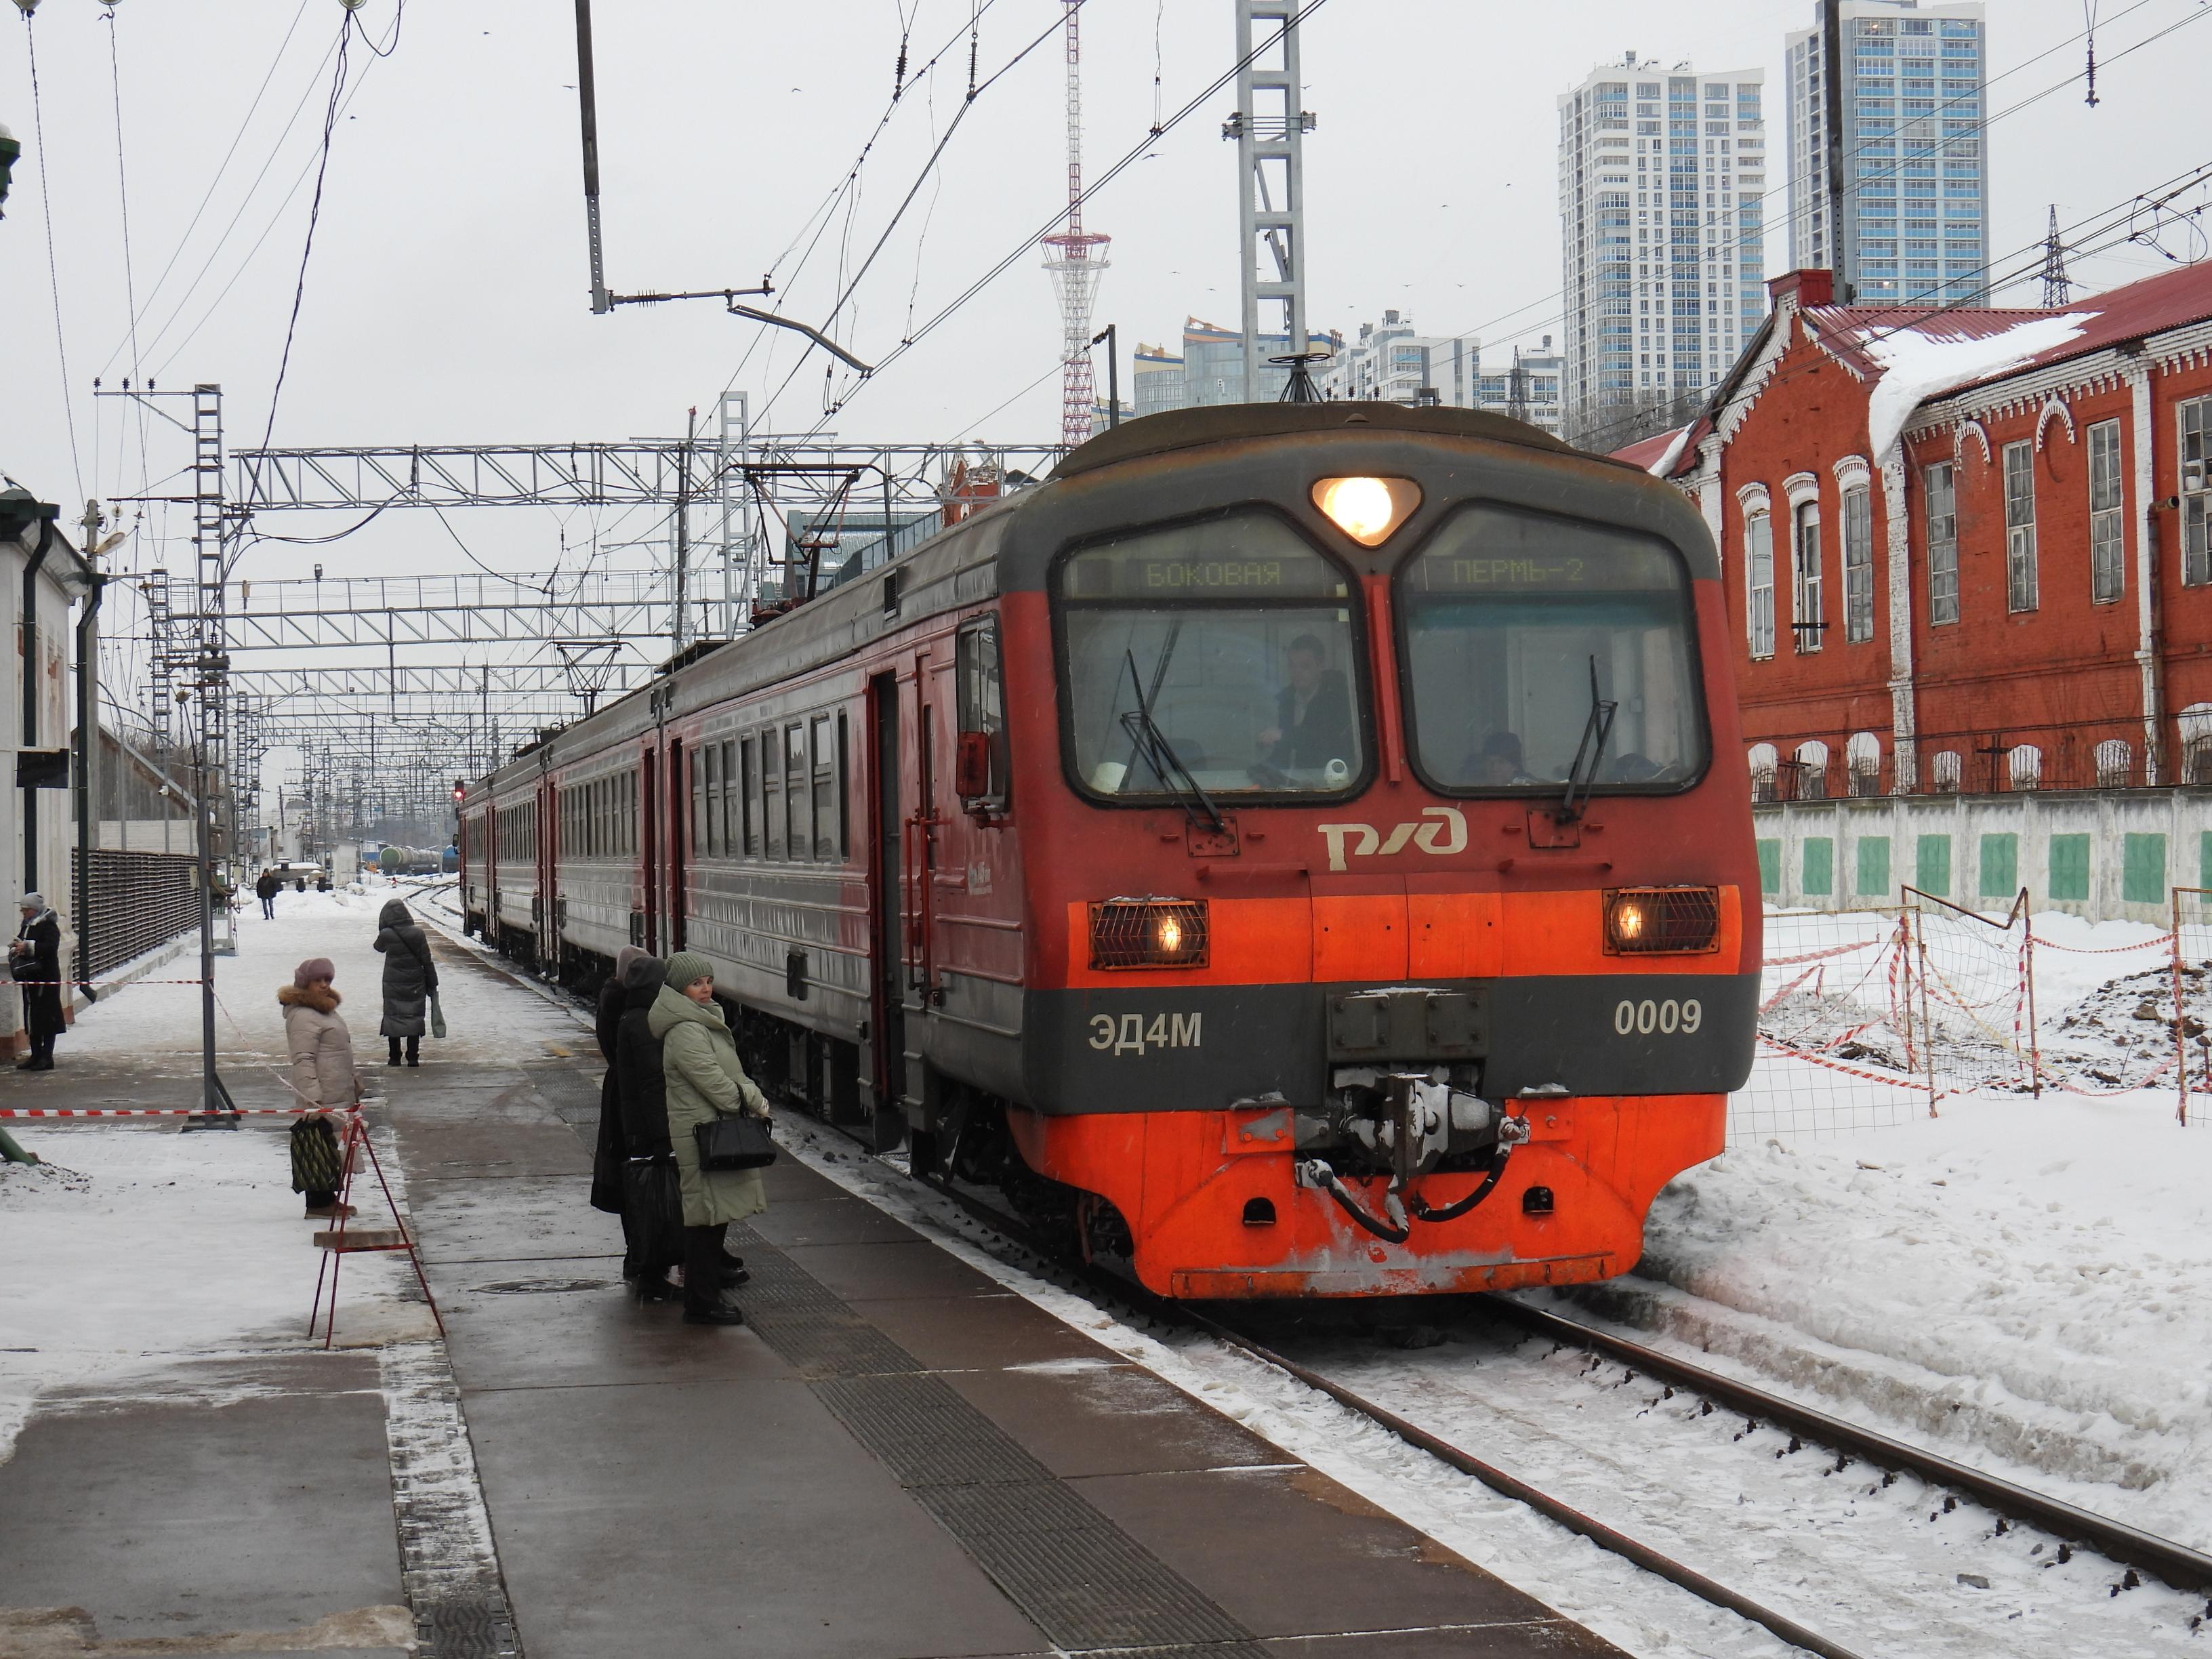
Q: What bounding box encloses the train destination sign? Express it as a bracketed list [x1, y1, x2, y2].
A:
[1063, 515, 1349, 600]
[1408, 510, 1686, 596]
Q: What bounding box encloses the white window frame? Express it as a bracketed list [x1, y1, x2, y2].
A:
[2002, 439, 2038, 613]
[2087, 419, 2124, 605]
[2182, 396, 2212, 588]
[1841, 484, 1874, 642]
[1793, 499, 1824, 653]
[1745, 509, 1776, 658]
[1925, 462, 1959, 626]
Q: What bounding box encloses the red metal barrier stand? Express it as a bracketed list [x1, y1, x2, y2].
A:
[307, 1109, 445, 1348]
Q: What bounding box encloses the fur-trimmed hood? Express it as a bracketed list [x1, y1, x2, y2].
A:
[279, 983, 341, 1013]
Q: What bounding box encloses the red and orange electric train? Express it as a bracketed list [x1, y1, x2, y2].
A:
[459, 403, 1759, 1298]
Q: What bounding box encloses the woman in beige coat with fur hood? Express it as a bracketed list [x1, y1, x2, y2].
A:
[279, 956, 360, 1220]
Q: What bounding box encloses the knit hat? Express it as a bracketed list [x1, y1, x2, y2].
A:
[613, 945, 646, 980]
[18, 893, 44, 911]
[620, 953, 666, 992]
[293, 957, 336, 988]
[663, 952, 714, 992]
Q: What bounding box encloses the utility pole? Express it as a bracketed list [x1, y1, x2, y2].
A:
[1821, 0, 1853, 302]
[672, 406, 695, 652]
[1227, 1, 1315, 402]
[1092, 325, 1120, 428]
[74, 499, 106, 986]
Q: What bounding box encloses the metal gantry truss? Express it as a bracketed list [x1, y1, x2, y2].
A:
[113, 422, 1063, 851]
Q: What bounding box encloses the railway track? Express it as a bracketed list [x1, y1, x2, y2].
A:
[411, 908, 2212, 1653]
[897, 1168, 2212, 1659]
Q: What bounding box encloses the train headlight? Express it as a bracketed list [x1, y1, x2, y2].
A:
[1311, 476, 1421, 546]
[1603, 886, 1721, 954]
[1089, 898, 1209, 970]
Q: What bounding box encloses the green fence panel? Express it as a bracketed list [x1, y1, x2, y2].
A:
[1757, 838, 1780, 896]
[2202, 830, 2211, 892]
[2048, 833, 2091, 902]
[1803, 837, 1834, 897]
[1979, 832, 2018, 899]
[1856, 835, 1891, 898]
[2123, 833, 2167, 905]
[1915, 833, 1952, 897]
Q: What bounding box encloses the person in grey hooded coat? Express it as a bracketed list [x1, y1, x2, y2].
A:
[372, 898, 438, 1066]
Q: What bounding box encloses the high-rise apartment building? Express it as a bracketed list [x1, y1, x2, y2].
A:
[1558, 53, 1769, 442]
[1786, 1, 1988, 306]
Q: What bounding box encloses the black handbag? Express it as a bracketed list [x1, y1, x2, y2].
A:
[621, 1157, 684, 1270]
[693, 1112, 777, 1171]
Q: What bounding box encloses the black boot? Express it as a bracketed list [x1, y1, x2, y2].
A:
[406, 1036, 420, 1067]
[387, 1038, 401, 1066]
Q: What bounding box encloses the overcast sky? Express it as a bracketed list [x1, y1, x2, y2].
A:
[2, 0, 2203, 724]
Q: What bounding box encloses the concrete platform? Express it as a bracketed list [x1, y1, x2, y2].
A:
[390, 1048, 1625, 1658]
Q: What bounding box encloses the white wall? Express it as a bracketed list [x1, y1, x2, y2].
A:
[1753, 791, 2212, 924]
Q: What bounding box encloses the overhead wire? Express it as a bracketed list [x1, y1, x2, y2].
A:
[793, 0, 1338, 435]
[104, 3, 152, 521]
[22, 8, 85, 504]
[255, 10, 355, 458]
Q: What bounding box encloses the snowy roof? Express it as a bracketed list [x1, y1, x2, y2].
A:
[1613, 422, 1700, 476]
[1803, 260, 2212, 456]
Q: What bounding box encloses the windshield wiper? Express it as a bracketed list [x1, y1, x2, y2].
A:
[1117, 649, 1227, 834]
[1559, 655, 1618, 821]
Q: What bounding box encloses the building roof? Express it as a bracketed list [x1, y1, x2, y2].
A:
[1616, 260, 2212, 477]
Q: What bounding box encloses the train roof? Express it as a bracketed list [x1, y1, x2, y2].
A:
[1051, 401, 1593, 479]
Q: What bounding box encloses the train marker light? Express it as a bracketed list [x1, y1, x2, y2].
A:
[1089, 897, 1209, 970]
[1311, 476, 1420, 546]
[1603, 886, 1721, 954]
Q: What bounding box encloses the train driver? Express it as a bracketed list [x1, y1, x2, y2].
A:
[1256, 634, 1355, 774]
[1459, 729, 1536, 787]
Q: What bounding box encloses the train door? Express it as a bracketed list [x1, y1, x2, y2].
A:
[641, 744, 660, 955]
[668, 738, 688, 953]
[536, 775, 557, 972]
[868, 674, 905, 1127]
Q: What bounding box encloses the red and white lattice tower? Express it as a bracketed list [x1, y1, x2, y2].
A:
[1040, 1, 1109, 449]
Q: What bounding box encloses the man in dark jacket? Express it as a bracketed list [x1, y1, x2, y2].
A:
[1257, 634, 1355, 775]
[372, 899, 438, 1066]
[255, 869, 280, 920]
[10, 894, 64, 1071]
[614, 954, 678, 1296]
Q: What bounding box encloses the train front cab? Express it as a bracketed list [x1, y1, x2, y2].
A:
[977, 409, 1760, 1299]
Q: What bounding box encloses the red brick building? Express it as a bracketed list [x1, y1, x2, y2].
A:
[1626, 262, 2212, 799]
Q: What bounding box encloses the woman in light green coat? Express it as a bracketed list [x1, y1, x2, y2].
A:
[647, 952, 771, 1326]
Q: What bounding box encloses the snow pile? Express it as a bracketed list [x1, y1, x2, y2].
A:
[1859, 311, 2095, 459]
[1596, 1086, 2212, 1550]
[0, 1125, 425, 1464]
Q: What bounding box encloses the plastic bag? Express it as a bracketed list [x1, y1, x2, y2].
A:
[429, 991, 447, 1040]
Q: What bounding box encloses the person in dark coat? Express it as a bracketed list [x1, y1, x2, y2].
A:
[614, 953, 680, 1300]
[372, 898, 438, 1067]
[255, 869, 280, 920]
[1257, 634, 1355, 773]
[590, 945, 645, 1229]
[9, 894, 64, 1071]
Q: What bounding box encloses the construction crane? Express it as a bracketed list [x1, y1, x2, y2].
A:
[1040, 1, 1109, 449]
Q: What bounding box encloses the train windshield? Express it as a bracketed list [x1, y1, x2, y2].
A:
[1398, 506, 1706, 794]
[1058, 514, 1366, 799]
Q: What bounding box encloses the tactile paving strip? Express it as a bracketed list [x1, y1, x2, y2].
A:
[727, 1225, 1268, 1654]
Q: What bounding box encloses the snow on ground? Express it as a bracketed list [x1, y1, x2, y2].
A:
[0, 878, 566, 1466]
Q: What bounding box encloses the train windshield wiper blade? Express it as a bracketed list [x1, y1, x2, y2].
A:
[1118, 650, 1227, 834]
[1559, 655, 1618, 821]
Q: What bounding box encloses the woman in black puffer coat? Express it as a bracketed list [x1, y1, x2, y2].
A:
[590, 946, 645, 1242]
[613, 953, 683, 1300]
[372, 898, 438, 1067]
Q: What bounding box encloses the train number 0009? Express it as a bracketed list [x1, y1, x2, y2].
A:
[1614, 997, 1702, 1037]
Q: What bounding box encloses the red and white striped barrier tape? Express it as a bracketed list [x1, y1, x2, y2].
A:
[2025, 931, 2176, 955]
[1762, 938, 1885, 968]
[0, 1105, 361, 1119]
[9, 979, 210, 987]
[1756, 1033, 1925, 1090]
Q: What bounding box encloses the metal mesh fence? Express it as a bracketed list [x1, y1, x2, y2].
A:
[70, 849, 201, 981]
[1740, 889, 2192, 1144]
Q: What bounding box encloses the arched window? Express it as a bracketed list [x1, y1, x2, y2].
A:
[1793, 739, 1830, 802]
[1748, 742, 1779, 804]
[2180, 704, 2212, 785]
[1793, 500, 1824, 653]
[2009, 744, 2043, 792]
[2093, 739, 2133, 790]
[1847, 731, 1883, 797]
[1745, 511, 1776, 659]
[1928, 751, 1961, 793]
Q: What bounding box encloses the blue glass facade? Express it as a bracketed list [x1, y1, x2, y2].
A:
[1788, 1, 1987, 307]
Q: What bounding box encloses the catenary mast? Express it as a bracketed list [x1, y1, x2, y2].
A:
[1040, 1, 1109, 449]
